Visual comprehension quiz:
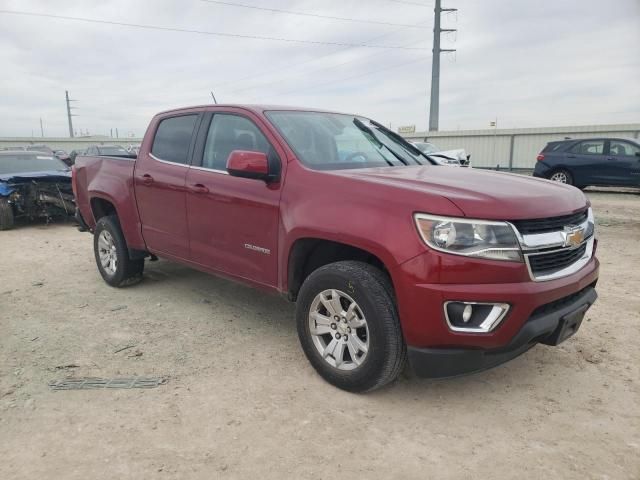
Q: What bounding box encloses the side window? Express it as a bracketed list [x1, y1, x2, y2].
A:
[202, 114, 271, 171]
[610, 140, 640, 157]
[570, 140, 604, 155]
[151, 115, 198, 164]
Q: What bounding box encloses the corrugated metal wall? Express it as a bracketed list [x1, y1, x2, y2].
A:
[0, 137, 143, 152]
[404, 124, 640, 170]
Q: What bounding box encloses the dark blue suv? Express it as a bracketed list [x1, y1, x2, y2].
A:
[533, 137, 640, 189]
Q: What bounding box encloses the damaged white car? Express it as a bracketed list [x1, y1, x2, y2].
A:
[411, 141, 471, 167]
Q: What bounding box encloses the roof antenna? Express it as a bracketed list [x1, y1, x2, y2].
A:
[210, 91, 218, 104]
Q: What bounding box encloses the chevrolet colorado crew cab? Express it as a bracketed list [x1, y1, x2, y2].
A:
[73, 105, 599, 392]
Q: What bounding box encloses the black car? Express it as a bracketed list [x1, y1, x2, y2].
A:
[533, 137, 640, 188]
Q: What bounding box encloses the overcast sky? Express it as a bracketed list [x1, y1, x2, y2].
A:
[1, 0, 638, 137]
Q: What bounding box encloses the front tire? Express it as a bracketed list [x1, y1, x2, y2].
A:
[296, 261, 406, 392]
[0, 199, 14, 230]
[93, 215, 144, 287]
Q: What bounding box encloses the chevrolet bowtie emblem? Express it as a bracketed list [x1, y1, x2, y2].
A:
[563, 226, 585, 248]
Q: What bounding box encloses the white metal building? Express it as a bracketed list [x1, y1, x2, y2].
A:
[403, 123, 640, 170]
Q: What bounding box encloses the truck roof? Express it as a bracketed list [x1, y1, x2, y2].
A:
[155, 104, 349, 117]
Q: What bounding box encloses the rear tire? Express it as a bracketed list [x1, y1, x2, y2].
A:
[549, 169, 574, 186]
[296, 261, 406, 393]
[93, 215, 144, 287]
[0, 199, 14, 230]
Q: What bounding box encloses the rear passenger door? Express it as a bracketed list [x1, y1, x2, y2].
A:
[607, 140, 640, 186]
[134, 112, 201, 259]
[185, 110, 283, 287]
[566, 140, 607, 185]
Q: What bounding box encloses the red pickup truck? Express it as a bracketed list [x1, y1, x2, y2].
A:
[73, 105, 599, 392]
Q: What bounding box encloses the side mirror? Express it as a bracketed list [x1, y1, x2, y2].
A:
[227, 150, 270, 181]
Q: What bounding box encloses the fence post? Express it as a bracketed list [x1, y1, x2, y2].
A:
[508, 135, 515, 171]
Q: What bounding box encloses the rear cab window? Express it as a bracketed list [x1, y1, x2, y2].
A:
[151, 114, 199, 164]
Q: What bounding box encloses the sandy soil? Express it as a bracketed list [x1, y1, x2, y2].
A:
[1, 190, 639, 479]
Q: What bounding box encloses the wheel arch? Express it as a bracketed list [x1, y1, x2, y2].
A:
[90, 195, 118, 223]
[90, 194, 147, 260]
[286, 237, 395, 301]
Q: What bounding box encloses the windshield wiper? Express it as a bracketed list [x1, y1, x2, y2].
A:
[352, 118, 408, 166]
[369, 120, 433, 165]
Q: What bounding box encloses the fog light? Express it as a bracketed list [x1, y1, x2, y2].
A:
[462, 304, 473, 323]
[444, 301, 509, 333]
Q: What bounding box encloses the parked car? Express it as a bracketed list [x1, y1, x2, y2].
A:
[85, 145, 136, 158]
[0, 146, 27, 151]
[53, 150, 72, 166]
[126, 144, 141, 156]
[412, 141, 470, 166]
[74, 105, 598, 392]
[25, 144, 55, 155]
[0, 151, 75, 230]
[69, 148, 86, 165]
[534, 137, 640, 188]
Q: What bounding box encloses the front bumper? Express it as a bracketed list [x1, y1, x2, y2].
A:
[408, 285, 597, 378]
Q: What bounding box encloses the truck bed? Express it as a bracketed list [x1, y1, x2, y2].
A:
[73, 155, 145, 250]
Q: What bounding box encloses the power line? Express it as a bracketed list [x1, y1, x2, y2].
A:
[270, 55, 431, 99]
[386, 0, 433, 6]
[225, 37, 427, 96]
[0, 9, 430, 50]
[210, 19, 430, 90]
[200, 0, 428, 29]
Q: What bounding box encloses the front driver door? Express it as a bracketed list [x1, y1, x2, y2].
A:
[185, 110, 283, 287]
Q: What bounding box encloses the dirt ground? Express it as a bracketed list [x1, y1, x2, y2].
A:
[1, 189, 639, 479]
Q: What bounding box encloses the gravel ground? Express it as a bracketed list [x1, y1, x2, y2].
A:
[1, 190, 639, 479]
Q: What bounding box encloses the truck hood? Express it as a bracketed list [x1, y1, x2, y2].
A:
[331, 165, 587, 220]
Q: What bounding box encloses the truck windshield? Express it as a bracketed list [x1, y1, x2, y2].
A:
[266, 111, 430, 170]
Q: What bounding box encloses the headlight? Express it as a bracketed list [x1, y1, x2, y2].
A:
[414, 214, 523, 262]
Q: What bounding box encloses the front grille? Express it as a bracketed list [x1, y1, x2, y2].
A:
[528, 243, 587, 276]
[512, 210, 588, 235]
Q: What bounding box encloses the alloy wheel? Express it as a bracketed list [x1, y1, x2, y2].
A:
[98, 230, 118, 275]
[308, 289, 369, 371]
[550, 171, 568, 183]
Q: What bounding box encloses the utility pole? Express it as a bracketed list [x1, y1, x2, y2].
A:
[428, 0, 457, 131]
[65, 90, 77, 138]
[40, 118, 44, 137]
